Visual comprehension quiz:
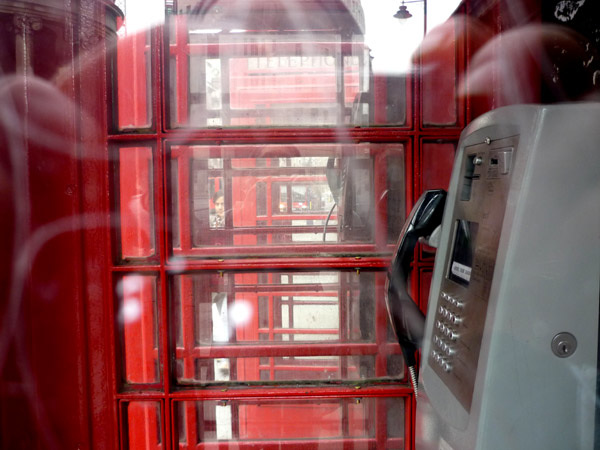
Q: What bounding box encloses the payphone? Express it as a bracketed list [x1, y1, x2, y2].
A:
[387, 104, 600, 449]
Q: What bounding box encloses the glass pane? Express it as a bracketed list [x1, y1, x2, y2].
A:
[370, 75, 409, 126]
[421, 141, 456, 191]
[168, 25, 356, 128]
[419, 269, 434, 313]
[117, 275, 160, 385]
[118, 146, 156, 259]
[166, 3, 411, 128]
[386, 397, 406, 442]
[362, 2, 427, 127]
[169, 143, 405, 257]
[172, 271, 403, 385]
[387, 153, 406, 243]
[114, 0, 163, 130]
[175, 397, 405, 446]
[421, 16, 458, 126]
[124, 401, 162, 449]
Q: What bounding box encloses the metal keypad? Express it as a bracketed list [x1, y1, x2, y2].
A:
[430, 291, 465, 373]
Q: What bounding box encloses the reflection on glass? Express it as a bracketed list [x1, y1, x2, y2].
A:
[117, 275, 159, 385]
[176, 398, 384, 444]
[118, 147, 155, 259]
[386, 397, 406, 439]
[448, 220, 479, 287]
[125, 401, 162, 450]
[163, 1, 419, 128]
[211, 292, 230, 381]
[211, 292, 232, 438]
[210, 190, 225, 228]
[166, 0, 379, 129]
[115, 0, 158, 131]
[169, 143, 405, 255]
[171, 271, 395, 385]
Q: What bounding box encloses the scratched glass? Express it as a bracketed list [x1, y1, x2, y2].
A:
[171, 270, 404, 385]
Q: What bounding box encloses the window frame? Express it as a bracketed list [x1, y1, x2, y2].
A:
[107, 2, 466, 448]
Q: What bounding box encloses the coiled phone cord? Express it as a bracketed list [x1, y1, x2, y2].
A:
[408, 365, 418, 398]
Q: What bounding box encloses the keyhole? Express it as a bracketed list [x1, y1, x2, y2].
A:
[551, 333, 577, 358]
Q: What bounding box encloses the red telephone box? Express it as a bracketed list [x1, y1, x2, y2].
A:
[9, 0, 578, 447]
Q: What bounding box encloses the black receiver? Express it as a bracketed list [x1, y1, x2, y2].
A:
[386, 189, 447, 389]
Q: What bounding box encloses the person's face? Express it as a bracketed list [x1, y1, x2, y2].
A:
[214, 196, 224, 217]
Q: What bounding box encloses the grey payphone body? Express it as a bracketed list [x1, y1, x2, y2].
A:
[415, 104, 600, 449]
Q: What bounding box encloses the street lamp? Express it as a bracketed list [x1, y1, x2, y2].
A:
[394, 0, 425, 20]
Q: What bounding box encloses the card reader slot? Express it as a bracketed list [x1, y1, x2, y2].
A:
[460, 154, 480, 201]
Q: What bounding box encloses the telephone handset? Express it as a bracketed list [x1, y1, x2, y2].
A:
[324, 156, 374, 242]
[386, 189, 447, 393]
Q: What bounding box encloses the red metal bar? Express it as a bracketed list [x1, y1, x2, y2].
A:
[188, 438, 405, 449]
[166, 386, 411, 401]
[174, 437, 408, 449]
[172, 244, 390, 257]
[228, 285, 339, 294]
[174, 342, 401, 358]
[116, 388, 411, 402]
[257, 364, 348, 373]
[375, 273, 389, 378]
[184, 438, 390, 449]
[231, 220, 337, 227]
[256, 328, 339, 335]
[175, 15, 190, 124]
[109, 127, 460, 144]
[196, 169, 330, 179]
[111, 257, 391, 272]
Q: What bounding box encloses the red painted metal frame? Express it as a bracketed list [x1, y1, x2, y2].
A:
[119, 400, 165, 450]
[116, 387, 414, 446]
[78, 5, 121, 448]
[169, 268, 403, 386]
[111, 142, 159, 262]
[163, 141, 406, 261]
[165, 14, 368, 129]
[105, 1, 472, 447]
[118, 385, 414, 401]
[0, 0, 529, 448]
[172, 343, 402, 359]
